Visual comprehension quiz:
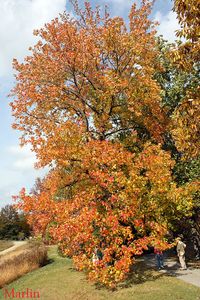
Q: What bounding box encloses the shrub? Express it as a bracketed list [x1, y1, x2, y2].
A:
[0, 241, 47, 287]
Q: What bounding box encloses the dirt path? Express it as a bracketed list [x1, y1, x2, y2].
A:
[140, 253, 200, 288]
[0, 241, 27, 256]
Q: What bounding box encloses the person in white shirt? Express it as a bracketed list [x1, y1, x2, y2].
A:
[176, 236, 187, 270]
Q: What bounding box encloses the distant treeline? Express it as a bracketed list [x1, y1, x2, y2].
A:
[0, 204, 30, 240]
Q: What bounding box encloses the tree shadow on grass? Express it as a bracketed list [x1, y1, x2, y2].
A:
[119, 261, 165, 288]
[68, 254, 200, 291]
[93, 260, 166, 291]
[44, 258, 55, 265]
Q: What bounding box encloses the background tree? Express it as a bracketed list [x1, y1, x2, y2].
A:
[170, 0, 200, 158]
[169, 0, 200, 254]
[173, 0, 200, 70]
[0, 205, 30, 240]
[155, 36, 200, 258]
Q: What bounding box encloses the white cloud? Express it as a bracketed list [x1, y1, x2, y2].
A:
[9, 145, 34, 157]
[0, 144, 47, 207]
[0, 0, 67, 78]
[105, 0, 137, 15]
[154, 10, 180, 42]
[108, 0, 133, 4]
[13, 157, 36, 171]
[8, 145, 40, 171]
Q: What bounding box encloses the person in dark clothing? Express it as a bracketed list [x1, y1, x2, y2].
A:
[154, 247, 164, 270]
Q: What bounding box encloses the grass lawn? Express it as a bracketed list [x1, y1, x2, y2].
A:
[0, 240, 14, 252]
[0, 246, 200, 300]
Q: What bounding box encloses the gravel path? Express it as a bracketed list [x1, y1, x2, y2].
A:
[140, 253, 200, 288]
[0, 241, 27, 256]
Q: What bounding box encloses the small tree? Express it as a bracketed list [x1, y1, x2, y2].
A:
[0, 205, 30, 240]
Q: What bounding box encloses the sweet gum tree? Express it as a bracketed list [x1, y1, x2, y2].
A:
[11, 0, 197, 287]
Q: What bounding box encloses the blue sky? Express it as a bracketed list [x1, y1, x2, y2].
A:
[0, 0, 179, 208]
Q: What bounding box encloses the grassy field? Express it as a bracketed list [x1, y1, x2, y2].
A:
[0, 246, 200, 300]
[0, 240, 14, 252]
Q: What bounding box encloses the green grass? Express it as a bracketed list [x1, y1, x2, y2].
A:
[0, 246, 200, 300]
[0, 240, 14, 252]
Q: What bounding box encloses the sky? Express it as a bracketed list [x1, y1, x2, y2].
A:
[0, 0, 179, 208]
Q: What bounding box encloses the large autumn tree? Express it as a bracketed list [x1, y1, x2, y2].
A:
[11, 0, 197, 287]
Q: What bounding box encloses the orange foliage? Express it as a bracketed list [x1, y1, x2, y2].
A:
[15, 141, 196, 287]
[10, 1, 197, 287]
